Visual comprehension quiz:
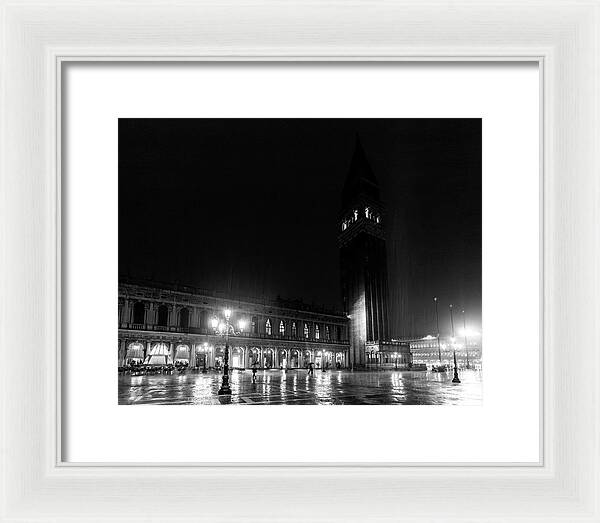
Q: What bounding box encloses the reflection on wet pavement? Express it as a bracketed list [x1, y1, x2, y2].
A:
[119, 369, 482, 405]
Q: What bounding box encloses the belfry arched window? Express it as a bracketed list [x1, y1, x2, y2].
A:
[279, 320, 285, 335]
[304, 323, 309, 338]
[266, 318, 272, 335]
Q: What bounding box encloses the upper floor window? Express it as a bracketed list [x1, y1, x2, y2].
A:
[179, 308, 189, 329]
[157, 304, 169, 327]
[304, 323, 309, 338]
[279, 320, 285, 335]
[325, 325, 330, 340]
[315, 324, 320, 340]
[132, 301, 145, 324]
[251, 316, 257, 334]
[292, 321, 297, 337]
[266, 318, 272, 335]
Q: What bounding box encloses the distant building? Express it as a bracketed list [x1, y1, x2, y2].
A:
[406, 334, 482, 369]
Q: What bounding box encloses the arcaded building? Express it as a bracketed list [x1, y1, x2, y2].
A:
[118, 280, 350, 369]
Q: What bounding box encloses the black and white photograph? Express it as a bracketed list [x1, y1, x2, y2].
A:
[118, 118, 482, 405]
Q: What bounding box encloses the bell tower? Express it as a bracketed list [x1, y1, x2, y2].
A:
[338, 137, 390, 367]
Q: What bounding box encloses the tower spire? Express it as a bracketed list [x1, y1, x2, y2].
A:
[342, 135, 380, 209]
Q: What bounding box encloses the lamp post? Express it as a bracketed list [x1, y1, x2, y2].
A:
[211, 308, 246, 396]
[434, 297, 441, 363]
[452, 350, 461, 383]
[321, 350, 327, 373]
[462, 309, 470, 369]
[450, 304, 461, 383]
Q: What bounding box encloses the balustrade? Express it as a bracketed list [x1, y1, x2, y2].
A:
[119, 321, 349, 344]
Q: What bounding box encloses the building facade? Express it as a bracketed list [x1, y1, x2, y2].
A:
[118, 280, 350, 369]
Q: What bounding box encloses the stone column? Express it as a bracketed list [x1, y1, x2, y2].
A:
[144, 341, 151, 362]
[169, 306, 177, 328]
[118, 339, 126, 366]
[190, 343, 196, 367]
[169, 342, 175, 364]
[122, 300, 131, 324]
[146, 303, 155, 326]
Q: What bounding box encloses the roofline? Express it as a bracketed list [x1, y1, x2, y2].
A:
[119, 277, 348, 320]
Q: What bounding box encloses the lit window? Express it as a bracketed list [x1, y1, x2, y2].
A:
[304, 323, 309, 338]
[292, 321, 297, 337]
[365, 206, 370, 218]
[266, 319, 272, 335]
[342, 222, 347, 231]
[315, 324, 320, 339]
[353, 209, 358, 220]
[326, 326, 330, 340]
[279, 320, 285, 335]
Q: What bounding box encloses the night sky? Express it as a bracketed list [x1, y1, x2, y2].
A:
[119, 119, 481, 338]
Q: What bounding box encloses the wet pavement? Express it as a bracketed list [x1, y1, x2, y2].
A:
[118, 368, 482, 405]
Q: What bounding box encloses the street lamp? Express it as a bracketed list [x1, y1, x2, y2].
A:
[321, 350, 327, 372]
[452, 350, 461, 383]
[462, 309, 471, 369]
[450, 304, 461, 383]
[434, 297, 441, 363]
[211, 307, 244, 396]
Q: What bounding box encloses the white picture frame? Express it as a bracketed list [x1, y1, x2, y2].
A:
[1, 1, 598, 521]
